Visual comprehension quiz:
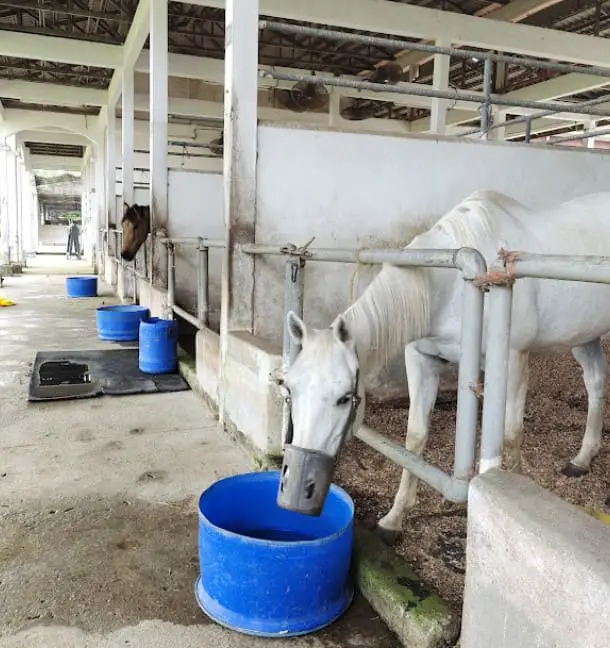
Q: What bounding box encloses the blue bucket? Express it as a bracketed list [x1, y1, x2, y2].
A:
[95, 304, 150, 341]
[139, 317, 178, 374]
[195, 471, 354, 637]
[66, 276, 97, 298]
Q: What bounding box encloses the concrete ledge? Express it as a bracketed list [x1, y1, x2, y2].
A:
[354, 525, 460, 648]
[462, 469, 610, 648]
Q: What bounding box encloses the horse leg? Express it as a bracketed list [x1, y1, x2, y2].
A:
[503, 350, 529, 473]
[376, 345, 442, 544]
[562, 338, 607, 478]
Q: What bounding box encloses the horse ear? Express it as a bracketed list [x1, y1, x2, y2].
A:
[331, 315, 352, 345]
[123, 202, 129, 214]
[287, 311, 308, 345]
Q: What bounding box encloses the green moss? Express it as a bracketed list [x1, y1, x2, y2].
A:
[353, 525, 459, 645]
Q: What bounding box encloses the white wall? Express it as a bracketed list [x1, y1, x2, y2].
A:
[38, 224, 67, 248]
[167, 169, 224, 330]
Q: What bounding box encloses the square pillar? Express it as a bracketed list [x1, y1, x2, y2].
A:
[219, 0, 260, 425]
[122, 69, 135, 206]
[149, 0, 169, 288]
[430, 38, 450, 135]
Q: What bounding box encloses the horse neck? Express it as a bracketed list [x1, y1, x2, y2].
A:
[341, 265, 431, 373]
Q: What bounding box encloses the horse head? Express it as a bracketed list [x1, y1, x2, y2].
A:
[277, 310, 365, 516]
[121, 203, 150, 261]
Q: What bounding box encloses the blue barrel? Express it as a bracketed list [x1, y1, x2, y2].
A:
[95, 304, 149, 341]
[66, 276, 97, 298]
[138, 317, 178, 374]
[195, 471, 354, 637]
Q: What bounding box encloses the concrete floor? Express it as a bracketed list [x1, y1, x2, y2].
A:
[0, 261, 399, 648]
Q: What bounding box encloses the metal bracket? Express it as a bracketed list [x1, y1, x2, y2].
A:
[280, 236, 315, 264]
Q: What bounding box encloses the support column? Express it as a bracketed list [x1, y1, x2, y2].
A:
[5, 136, 19, 266]
[149, 0, 169, 288]
[94, 135, 106, 274]
[122, 68, 135, 206]
[430, 38, 450, 135]
[106, 104, 116, 231]
[586, 119, 597, 149]
[219, 0, 259, 424]
[328, 91, 341, 127]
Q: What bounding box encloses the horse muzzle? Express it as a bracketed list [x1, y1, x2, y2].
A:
[276, 445, 336, 517]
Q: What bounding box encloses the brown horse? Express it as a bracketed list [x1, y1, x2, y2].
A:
[121, 203, 150, 261]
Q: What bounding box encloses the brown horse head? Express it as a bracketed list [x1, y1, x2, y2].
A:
[121, 203, 150, 261]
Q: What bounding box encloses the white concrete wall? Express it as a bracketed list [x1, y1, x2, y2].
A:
[254, 123, 610, 392]
[462, 469, 610, 648]
[38, 224, 67, 248]
[167, 169, 224, 330]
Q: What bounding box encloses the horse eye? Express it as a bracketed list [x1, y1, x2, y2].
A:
[336, 394, 352, 407]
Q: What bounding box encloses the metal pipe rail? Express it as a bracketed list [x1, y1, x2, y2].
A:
[243, 242, 486, 503]
[259, 19, 610, 140]
[479, 251, 610, 473]
[163, 236, 226, 329]
[259, 20, 610, 79]
[458, 92, 610, 139]
[259, 69, 610, 119]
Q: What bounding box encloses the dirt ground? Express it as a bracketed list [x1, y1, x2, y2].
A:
[335, 344, 610, 614]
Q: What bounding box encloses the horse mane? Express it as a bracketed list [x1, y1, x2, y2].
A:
[342, 264, 430, 371]
[340, 191, 526, 369]
[122, 204, 150, 225]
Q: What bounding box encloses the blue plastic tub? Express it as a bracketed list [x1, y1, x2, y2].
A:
[139, 317, 178, 374]
[195, 471, 354, 638]
[95, 304, 150, 341]
[66, 276, 97, 298]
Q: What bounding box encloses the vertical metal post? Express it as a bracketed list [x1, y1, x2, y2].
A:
[167, 242, 175, 315]
[480, 58, 493, 139]
[282, 258, 306, 372]
[525, 118, 533, 143]
[198, 244, 210, 328]
[453, 274, 485, 482]
[479, 278, 514, 473]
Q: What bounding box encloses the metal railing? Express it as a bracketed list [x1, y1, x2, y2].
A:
[479, 252, 610, 472]
[160, 236, 225, 330]
[242, 241, 487, 504]
[102, 226, 224, 330]
[258, 20, 610, 142]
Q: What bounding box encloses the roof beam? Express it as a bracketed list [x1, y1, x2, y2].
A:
[395, 0, 564, 71]
[0, 31, 121, 68]
[17, 131, 90, 147]
[181, 0, 610, 67]
[0, 80, 106, 107]
[107, 0, 151, 106]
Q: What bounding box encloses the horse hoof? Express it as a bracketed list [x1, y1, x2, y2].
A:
[561, 462, 588, 478]
[374, 525, 402, 546]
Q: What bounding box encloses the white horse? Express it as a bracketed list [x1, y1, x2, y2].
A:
[283, 189, 610, 542]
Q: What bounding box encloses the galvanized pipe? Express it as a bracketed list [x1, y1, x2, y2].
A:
[157, 236, 225, 248]
[198, 246, 210, 328]
[242, 243, 460, 268]
[259, 20, 610, 79]
[258, 69, 610, 118]
[354, 426, 468, 503]
[549, 126, 610, 144]
[167, 243, 176, 316]
[480, 58, 493, 139]
[172, 304, 204, 330]
[510, 252, 610, 283]
[459, 92, 610, 139]
[282, 259, 306, 372]
[453, 248, 486, 482]
[479, 277, 514, 473]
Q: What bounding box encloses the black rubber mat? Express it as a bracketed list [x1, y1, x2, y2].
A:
[28, 348, 189, 401]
